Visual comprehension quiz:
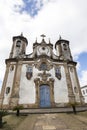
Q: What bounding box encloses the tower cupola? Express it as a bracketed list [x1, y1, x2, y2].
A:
[9, 33, 28, 58]
[55, 36, 73, 61]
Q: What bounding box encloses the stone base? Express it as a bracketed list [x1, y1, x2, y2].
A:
[0, 101, 86, 110]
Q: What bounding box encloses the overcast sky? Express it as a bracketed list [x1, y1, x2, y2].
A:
[0, 0, 87, 89]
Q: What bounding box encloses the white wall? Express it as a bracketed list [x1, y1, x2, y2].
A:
[19, 63, 69, 104]
[49, 66, 69, 103]
[81, 87, 87, 103]
[19, 64, 37, 104]
[3, 64, 16, 104]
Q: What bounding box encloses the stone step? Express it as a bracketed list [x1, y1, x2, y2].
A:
[9, 106, 87, 114]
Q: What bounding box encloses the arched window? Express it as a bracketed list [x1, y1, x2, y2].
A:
[26, 65, 33, 80]
[63, 44, 67, 50]
[6, 87, 10, 94]
[55, 67, 61, 80]
[83, 90, 85, 95]
[16, 40, 21, 47]
[74, 86, 78, 93]
[22, 43, 25, 54]
[40, 62, 47, 71]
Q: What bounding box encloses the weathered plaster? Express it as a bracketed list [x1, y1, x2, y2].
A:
[3, 65, 16, 104]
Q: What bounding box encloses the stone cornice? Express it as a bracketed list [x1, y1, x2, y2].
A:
[67, 60, 77, 66]
[55, 39, 69, 49]
[5, 56, 77, 66]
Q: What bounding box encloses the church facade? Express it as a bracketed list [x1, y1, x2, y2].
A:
[0, 34, 84, 109]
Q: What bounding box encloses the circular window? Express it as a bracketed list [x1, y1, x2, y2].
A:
[42, 47, 45, 50]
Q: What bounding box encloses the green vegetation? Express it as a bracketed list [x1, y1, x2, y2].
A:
[13, 105, 24, 116]
[0, 110, 8, 128]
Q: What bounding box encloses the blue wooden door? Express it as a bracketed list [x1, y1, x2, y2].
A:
[40, 85, 51, 107]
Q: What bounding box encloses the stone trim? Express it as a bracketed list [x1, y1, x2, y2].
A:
[35, 59, 53, 71]
[34, 77, 55, 108]
[9, 61, 22, 108]
[73, 66, 84, 104]
[64, 63, 75, 104]
[0, 63, 10, 109]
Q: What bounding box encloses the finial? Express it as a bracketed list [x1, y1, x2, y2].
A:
[59, 35, 62, 40]
[49, 38, 51, 44]
[40, 34, 46, 39]
[35, 37, 37, 43]
[40, 34, 46, 43]
[21, 32, 23, 37]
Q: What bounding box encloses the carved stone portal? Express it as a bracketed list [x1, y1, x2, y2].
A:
[34, 58, 53, 71]
[38, 71, 51, 81]
[34, 76, 55, 107]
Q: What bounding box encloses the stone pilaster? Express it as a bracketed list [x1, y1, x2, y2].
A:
[49, 78, 55, 107]
[9, 61, 22, 108]
[0, 63, 10, 108]
[64, 63, 75, 104]
[34, 78, 40, 107]
[73, 66, 84, 104]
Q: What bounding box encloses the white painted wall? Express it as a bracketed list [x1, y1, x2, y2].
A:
[19, 63, 69, 105]
[49, 66, 69, 103]
[3, 65, 16, 104]
[81, 87, 87, 103]
[19, 64, 37, 104]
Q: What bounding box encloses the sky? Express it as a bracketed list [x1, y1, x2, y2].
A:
[0, 0, 87, 89]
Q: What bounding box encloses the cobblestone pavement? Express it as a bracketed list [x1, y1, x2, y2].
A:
[14, 113, 87, 130]
[33, 114, 70, 130]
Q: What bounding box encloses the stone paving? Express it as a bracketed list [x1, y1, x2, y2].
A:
[19, 113, 87, 130]
[33, 114, 70, 130]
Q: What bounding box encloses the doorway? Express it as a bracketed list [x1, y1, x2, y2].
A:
[40, 84, 51, 107]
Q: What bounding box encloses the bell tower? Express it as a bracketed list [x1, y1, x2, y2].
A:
[55, 36, 73, 61]
[9, 33, 28, 58]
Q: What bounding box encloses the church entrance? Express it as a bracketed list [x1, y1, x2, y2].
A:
[40, 84, 51, 108]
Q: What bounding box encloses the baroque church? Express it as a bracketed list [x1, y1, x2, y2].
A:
[0, 34, 84, 109]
